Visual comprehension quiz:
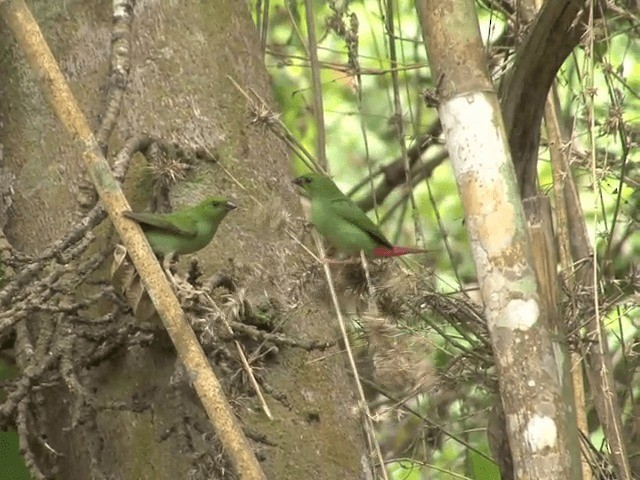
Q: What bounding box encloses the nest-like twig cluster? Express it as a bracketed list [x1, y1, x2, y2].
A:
[0, 200, 153, 479]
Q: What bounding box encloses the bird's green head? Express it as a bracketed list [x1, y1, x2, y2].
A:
[196, 196, 237, 218]
[292, 172, 343, 198]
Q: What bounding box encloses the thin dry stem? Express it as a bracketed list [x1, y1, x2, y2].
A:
[204, 291, 273, 420]
[584, 4, 630, 477]
[546, 86, 592, 480]
[303, 0, 327, 170]
[313, 233, 389, 480]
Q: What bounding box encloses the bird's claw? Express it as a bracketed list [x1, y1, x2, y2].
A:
[323, 257, 360, 265]
[162, 253, 180, 288]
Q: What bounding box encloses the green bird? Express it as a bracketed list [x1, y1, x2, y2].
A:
[123, 197, 237, 256]
[293, 172, 428, 257]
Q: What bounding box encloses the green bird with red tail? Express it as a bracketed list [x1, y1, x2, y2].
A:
[293, 172, 428, 258]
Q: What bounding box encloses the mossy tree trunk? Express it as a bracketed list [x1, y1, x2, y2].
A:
[0, 1, 366, 478]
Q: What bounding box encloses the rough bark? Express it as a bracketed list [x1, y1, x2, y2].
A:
[0, 1, 366, 478]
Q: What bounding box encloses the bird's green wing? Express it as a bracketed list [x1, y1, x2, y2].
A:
[123, 211, 199, 237]
[329, 197, 393, 248]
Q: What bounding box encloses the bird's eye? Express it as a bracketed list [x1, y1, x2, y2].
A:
[211, 200, 220, 206]
[303, 177, 311, 184]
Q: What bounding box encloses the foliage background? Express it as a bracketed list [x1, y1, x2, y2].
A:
[254, 0, 639, 478]
[0, 0, 637, 478]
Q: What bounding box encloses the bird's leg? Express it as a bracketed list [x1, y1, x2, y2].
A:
[161, 252, 180, 287]
[319, 244, 360, 265]
[323, 257, 360, 265]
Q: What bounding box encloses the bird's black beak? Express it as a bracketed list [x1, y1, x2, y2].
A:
[225, 202, 238, 211]
[292, 177, 303, 186]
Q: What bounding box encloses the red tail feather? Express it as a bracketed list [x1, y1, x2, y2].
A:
[372, 246, 429, 257]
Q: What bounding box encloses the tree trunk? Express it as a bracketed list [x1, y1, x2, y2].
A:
[0, 1, 366, 478]
[417, 1, 579, 478]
